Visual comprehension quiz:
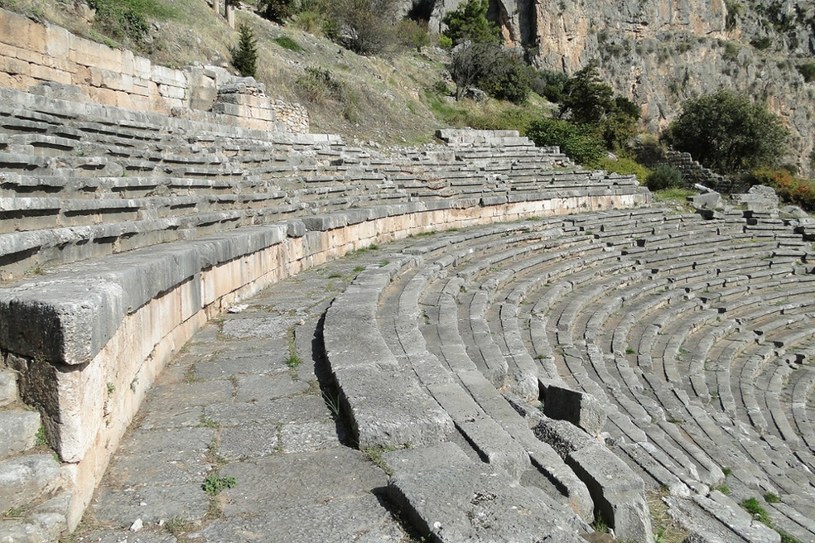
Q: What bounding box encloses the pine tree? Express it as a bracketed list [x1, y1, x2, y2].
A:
[232, 24, 258, 78]
[442, 0, 500, 47]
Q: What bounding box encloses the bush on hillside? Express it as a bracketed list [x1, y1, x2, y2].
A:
[85, 0, 172, 44]
[258, 0, 296, 22]
[750, 168, 815, 211]
[442, 0, 500, 46]
[527, 118, 605, 165]
[666, 90, 789, 174]
[231, 24, 258, 78]
[397, 18, 431, 51]
[531, 69, 569, 103]
[448, 42, 532, 104]
[324, 0, 400, 55]
[645, 165, 684, 191]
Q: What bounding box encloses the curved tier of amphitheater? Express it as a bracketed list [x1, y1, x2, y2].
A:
[0, 12, 814, 542]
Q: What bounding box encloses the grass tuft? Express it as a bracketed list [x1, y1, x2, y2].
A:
[274, 35, 304, 52]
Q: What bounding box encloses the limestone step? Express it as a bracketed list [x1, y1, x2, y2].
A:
[0, 491, 70, 543]
[0, 370, 17, 408]
[0, 409, 41, 461]
[384, 442, 589, 543]
[0, 454, 63, 514]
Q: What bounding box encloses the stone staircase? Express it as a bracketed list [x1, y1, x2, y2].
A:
[0, 367, 68, 543]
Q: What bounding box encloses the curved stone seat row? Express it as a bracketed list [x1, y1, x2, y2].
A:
[0, 87, 645, 284]
[322, 209, 814, 542]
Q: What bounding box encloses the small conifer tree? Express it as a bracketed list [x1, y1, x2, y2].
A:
[232, 24, 258, 78]
[442, 0, 500, 46]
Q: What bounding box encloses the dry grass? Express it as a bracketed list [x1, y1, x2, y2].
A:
[647, 488, 689, 543]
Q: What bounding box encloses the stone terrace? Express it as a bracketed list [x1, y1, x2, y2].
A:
[0, 82, 655, 542]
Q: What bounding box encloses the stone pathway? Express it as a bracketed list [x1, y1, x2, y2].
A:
[69, 246, 414, 543]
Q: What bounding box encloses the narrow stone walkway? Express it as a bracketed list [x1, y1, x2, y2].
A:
[69, 246, 413, 543]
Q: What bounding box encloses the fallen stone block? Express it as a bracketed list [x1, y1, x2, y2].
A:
[541, 381, 607, 436]
[534, 418, 654, 543]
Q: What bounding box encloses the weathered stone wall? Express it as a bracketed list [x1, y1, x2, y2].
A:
[659, 149, 746, 194]
[0, 8, 309, 133]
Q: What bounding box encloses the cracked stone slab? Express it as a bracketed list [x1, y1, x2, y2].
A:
[203, 395, 330, 427]
[218, 447, 388, 516]
[387, 444, 588, 543]
[90, 482, 210, 527]
[106, 427, 214, 486]
[197, 494, 403, 543]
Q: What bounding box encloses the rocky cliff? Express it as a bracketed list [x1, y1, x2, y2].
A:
[406, 0, 815, 176]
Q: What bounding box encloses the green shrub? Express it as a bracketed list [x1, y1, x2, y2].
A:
[258, 0, 295, 22]
[448, 42, 532, 104]
[531, 69, 568, 103]
[293, 10, 327, 33]
[397, 18, 430, 51]
[296, 67, 344, 103]
[666, 90, 789, 174]
[723, 40, 740, 60]
[231, 24, 258, 78]
[325, 0, 400, 55]
[750, 36, 772, 50]
[274, 36, 304, 52]
[797, 63, 815, 82]
[646, 165, 684, 191]
[527, 118, 605, 165]
[86, 0, 174, 44]
[437, 34, 453, 49]
[296, 68, 360, 121]
[442, 0, 500, 46]
[595, 156, 651, 183]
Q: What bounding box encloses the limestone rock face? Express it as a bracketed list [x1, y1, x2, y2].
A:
[401, 0, 815, 176]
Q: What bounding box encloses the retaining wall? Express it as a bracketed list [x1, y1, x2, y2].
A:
[0, 8, 309, 133]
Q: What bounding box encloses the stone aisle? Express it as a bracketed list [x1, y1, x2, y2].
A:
[70, 246, 413, 543]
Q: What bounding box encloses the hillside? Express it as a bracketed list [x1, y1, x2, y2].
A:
[0, 0, 556, 147]
[412, 0, 815, 177]
[1, 0, 813, 177]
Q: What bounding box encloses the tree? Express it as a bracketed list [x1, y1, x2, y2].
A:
[558, 62, 639, 151]
[667, 90, 789, 174]
[326, 0, 400, 55]
[258, 0, 295, 22]
[231, 24, 258, 78]
[559, 62, 614, 124]
[448, 42, 531, 103]
[527, 118, 605, 165]
[442, 0, 500, 46]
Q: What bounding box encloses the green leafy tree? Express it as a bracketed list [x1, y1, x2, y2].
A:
[667, 90, 789, 174]
[558, 63, 639, 151]
[325, 0, 400, 55]
[448, 42, 531, 103]
[559, 62, 615, 124]
[442, 0, 500, 46]
[258, 0, 296, 22]
[231, 24, 258, 78]
[527, 118, 605, 165]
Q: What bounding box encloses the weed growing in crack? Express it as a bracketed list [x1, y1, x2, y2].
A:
[202, 473, 236, 496]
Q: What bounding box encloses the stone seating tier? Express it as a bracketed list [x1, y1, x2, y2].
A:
[318, 209, 814, 542]
[0, 86, 652, 537]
